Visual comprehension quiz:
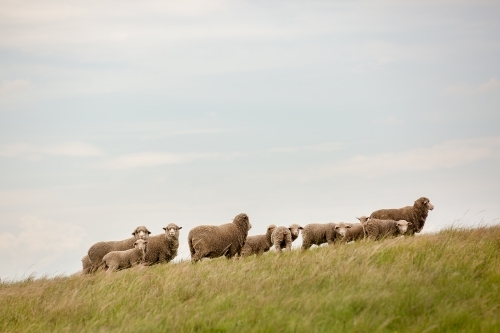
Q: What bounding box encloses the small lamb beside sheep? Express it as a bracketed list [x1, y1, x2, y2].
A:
[87, 225, 151, 273]
[364, 218, 412, 240]
[143, 223, 182, 265]
[334, 221, 366, 243]
[271, 224, 303, 252]
[188, 213, 252, 262]
[370, 197, 434, 235]
[100, 239, 148, 272]
[241, 224, 277, 257]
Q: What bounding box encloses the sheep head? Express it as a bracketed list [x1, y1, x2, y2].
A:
[233, 213, 252, 232]
[334, 222, 352, 238]
[163, 223, 182, 239]
[132, 226, 151, 240]
[356, 216, 369, 224]
[288, 224, 303, 238]
[395, 220, 412, 234]
[415, 197, 434, 211]
[134, 239, 148, 251]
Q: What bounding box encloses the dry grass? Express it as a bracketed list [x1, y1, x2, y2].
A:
[1, 225, 500, 333]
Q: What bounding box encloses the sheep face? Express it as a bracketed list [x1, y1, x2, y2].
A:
[335, 223, 352, 238]
[234, 213, 252, 232]
[163, 223, 182, 239]
[395, 220, 412, 234]
[416, 197, 434, 211]
[133, 226, 151, 240]
[134, 239, 148, 250]
[356, 216, 369, 224]
[288, 224, 303, 238]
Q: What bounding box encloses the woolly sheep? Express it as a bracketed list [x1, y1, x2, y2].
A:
[100, 239, 148, 272]
[87, 226, 151, 272]
[301, 223, 336, 250]
[81, 255, 92, 275]
[334, 222, 366, 243]
[241, 224, 277, 257]
[188, 213, 252, 263]
[143, 223, 182, 265]
[370, 197, 434, 235]
[364, 218, 412, 240]
[271, 224, 303, 252]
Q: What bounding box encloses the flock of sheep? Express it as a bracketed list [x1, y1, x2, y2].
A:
[81, 196, 434, 273]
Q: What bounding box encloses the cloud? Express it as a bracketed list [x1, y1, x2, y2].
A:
[0, 141, 104, 158]
[268, 142, 342, 153]
[0, 79, 31, 95]
[99, 151, 245, 170]
[444, 78, 500, 96]
[0, 216, 85, 279]
[300, 136, 500, 180]
[385, 116, 404, 125]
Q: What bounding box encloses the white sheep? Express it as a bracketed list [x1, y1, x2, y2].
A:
[100, 239, 148, 272]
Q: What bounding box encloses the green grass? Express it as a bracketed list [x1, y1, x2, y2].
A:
[1, 226, 500, 333]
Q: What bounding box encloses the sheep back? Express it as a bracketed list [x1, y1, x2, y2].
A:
[370, 197, 434, 234]
[364, 219, 410, 240]
[188, 213, 251, 262]
[301, 223, 337, 249]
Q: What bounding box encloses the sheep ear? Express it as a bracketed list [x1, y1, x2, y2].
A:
[163, 227, 166, 231]
[147, 230, 151, 234]
[299, 227, 304, 230]
[178, 227, 182, 230]
[407, 222, 412, 225]
[347, 224, 352, 228]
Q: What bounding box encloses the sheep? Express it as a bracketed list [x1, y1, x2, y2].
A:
[357, 216, 369, 224]
[364, 218, 412, 240]
[334, 222, 366, 243]
[370, 197, 434, 235]
[81, 255, 92, 274]
[143, 223, 182, 265]
[87, 226, 151, 272]
[100, 239, 148, 272]
[301, 223, 337, 250]
[271, 224, 303, 252]
[240, 224, 277, 257]
[188, 213, 252, 263]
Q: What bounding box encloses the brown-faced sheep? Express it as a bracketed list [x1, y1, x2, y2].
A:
[87, 226, 151, 272]
[301, 223, 336, 250]
[241, 224, 277, 257]
[81, 255, 92, 274]
[334, 222, 365, 243]
[143, 223, 182, 265]
[100, 239, 148, 272]
[271, 224, 303, 252]
[364, 218, 412, 240]
[370, 197, 434, 235]
[188, 213, 252, 263]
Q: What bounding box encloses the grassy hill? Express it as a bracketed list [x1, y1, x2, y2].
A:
[1, 226, 499, 333]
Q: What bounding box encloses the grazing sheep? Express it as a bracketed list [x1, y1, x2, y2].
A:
[241, 225, 277, 257]
[87, 226, 151, 272]
[301, 223, 337, 250]
[143, 223, 182, 265]
[100, 239, 148, 272]
[334, 222, 366, 243]
[272, 224, 303, 252]
[370, 197, 434, 235]
[364, 219, 412, 240]
[188, 213, 252, 263]
[81, 255, 92, 274]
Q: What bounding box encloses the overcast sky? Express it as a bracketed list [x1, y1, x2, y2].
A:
[1, 0, 499, 280]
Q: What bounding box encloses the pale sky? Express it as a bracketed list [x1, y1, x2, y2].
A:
[1, 0, 499, 280]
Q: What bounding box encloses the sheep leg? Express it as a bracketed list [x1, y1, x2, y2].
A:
[285, 233, 292, 251]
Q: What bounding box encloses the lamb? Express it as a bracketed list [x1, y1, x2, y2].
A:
[81, 255, 92, 274]
[370, 197, 434, 235]
[357, 216, 369, 224]
[334, 222, 366, 243]
[100, 239, 148, 272]
[240, 224, 277, 257]
[301, 223, 337, 250]
[271, 224, 303, 252]
[143, 223, 182, 265]
[87, 225, 151, 272]
[364, 218, 412, 240]
[188, 213, 252, 263]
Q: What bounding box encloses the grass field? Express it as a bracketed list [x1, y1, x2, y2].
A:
[1, 225, 499, 333]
